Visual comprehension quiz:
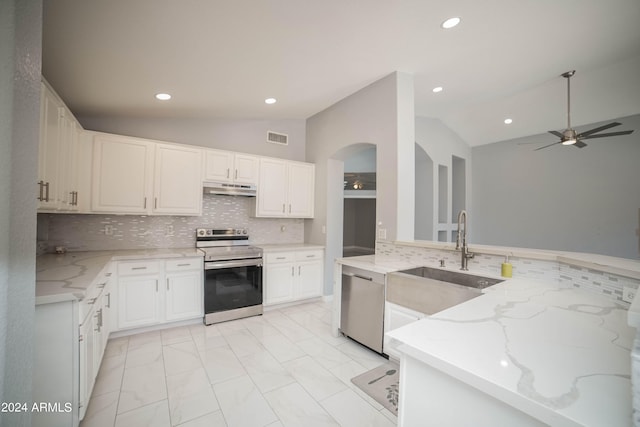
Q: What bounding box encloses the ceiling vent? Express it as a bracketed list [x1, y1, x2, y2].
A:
[267, 131, 288, 146]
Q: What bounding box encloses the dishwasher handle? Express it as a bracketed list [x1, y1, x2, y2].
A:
[344, 272, 373, 281]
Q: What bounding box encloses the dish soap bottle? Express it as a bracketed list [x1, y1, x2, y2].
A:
[501, 256, 512, 278]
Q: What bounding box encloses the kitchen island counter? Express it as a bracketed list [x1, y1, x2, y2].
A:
[36, 248, 202, 305]
[386, 277, 635, 426]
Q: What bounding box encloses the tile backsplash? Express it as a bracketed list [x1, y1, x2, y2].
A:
[38, 194, 304, 253]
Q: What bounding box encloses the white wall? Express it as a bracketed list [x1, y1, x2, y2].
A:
[472, 114, 640, 259]
[415, 116, 472, 241]
[305, 72, 415, 295]
[0, 0, 40, 423]
[78, 115, 307, 161]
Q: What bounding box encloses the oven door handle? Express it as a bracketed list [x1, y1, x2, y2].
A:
[205, 259, 263, 270]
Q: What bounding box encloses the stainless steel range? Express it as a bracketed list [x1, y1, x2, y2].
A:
[196, 228, 263, 325]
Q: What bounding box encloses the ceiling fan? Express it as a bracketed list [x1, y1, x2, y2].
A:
[534, 70, 634, 151]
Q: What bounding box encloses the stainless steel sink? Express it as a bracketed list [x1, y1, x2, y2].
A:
[386, 267, 504, 315]
[396, 266, 503, 289]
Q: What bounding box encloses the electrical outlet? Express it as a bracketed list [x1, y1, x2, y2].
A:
[623, 286, 636, 303]
[104, 225, 114, 236]
[166, 225, 174, 235]
[378, 228, 387, 239]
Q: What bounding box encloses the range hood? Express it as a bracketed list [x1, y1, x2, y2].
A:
[203, 182, 257, 197]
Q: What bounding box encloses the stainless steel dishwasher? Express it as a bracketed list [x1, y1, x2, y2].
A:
[340, 265, 385, 354]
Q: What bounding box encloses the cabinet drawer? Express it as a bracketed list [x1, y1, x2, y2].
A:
[165, 257, 202, 272]
[295, 250, 323, 262]
[265, 252, 295, 264]
[118, 260, 160, 276]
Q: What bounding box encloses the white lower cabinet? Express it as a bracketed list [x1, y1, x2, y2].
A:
[383, 301, 427, 359]
[117, 257, 203, 330]
[165, 258, 204, 322]
[264, 249, 324, 305]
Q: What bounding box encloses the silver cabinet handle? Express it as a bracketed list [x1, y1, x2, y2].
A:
[97, 282, 106, 288]
[291, 266, 294, 276]
[44, 182, 50, 202]
[156, 280, 158, 292]
[298, 266, 301, 275]
[289, 204, 291, 214]
[166, 278, 170, 291]
[88, 298, 97, 305]
[37, 181, 44, 201]
[282, 204, 285, 213]
[177, 263, 190, 267]
[69, 191, 74, 205]
[276, 257, 286, 260]
[144, 197, 147, 209]
[132, 266, 147, 270]
[154, 198, 158, 209]
[106, 293, 111, 308]
[235, 169, 238, 179]
[306, 254, 315, 258]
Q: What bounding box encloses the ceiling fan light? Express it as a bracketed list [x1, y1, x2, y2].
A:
[562, 138, 577, 146]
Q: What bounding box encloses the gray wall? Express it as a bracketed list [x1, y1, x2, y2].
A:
[0, 0, 41, 424]
[78, 115, 307, 161]
[472, 114, 640, 259]
[305, 72, 415, 295]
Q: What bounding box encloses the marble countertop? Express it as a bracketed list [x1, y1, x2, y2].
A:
[336, 254, 418, 274]
[36, 248, 202, 306]
[387, 277, 635, 426]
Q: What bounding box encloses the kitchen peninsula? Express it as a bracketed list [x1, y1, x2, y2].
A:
[336, 240, 640, 427]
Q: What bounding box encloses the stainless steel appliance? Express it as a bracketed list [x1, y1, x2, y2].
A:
[340, 265, 386, 354]
[196, 228, 263, 325]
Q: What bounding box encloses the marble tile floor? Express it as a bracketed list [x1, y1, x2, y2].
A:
[80, 300, 397, 427]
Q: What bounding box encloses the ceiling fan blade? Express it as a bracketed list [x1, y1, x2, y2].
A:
[548, 130, 564, 138]
[534, 141, 560, 151]
[580, 130, 634, 140]
[573, 140, 587, 148]
[577, 122, 621, 137]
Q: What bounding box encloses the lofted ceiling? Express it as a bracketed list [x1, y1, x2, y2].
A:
[42, 0, 640, 146]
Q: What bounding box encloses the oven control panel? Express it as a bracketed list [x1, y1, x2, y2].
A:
[196, 228, 248, 239]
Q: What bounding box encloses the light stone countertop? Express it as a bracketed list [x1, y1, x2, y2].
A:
[387, 277, 635, 426]
[36, 248, 202, 306]
[336, 254, 418, 274]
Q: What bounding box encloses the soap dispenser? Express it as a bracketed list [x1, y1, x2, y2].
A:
[501, 256, 513, 278]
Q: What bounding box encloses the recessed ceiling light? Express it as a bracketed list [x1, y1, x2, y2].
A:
[432, 86, 443, 93]
[155, 93, 171, 101]
[504, 118, 513, 124]
[441, 17, 461, 29]
[265, 98, 277, 105]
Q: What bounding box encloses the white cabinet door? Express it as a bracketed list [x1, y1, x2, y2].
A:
[264, 263, 295, 305]
[296, 260, 323, 300]
[165, 271, 203, 321]
[255, 158, 315, 218]
[383, 302, 425, 359]
[204, 149, 234, 182]
[38, 83, 62, 210]
[92, 134, 153, 214]
[154, 143, 202, 215]
[233, 153, 259, 184]
[256, 158, 288, 217]
[78, 315, 95, 421]
[118, 275, 160, 329]
[288, 162, 315, 218]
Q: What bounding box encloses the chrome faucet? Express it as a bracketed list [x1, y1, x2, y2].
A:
[455, 210, 474, 271]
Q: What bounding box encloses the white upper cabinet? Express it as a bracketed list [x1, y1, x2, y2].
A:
[204, 149, 258, 185]
[92, 134, 154, 214]
[154, 143, 202, 215]
[92, 134, 202, 215]
[38, 81, 83, 212]
[255, 158, 314, 218]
